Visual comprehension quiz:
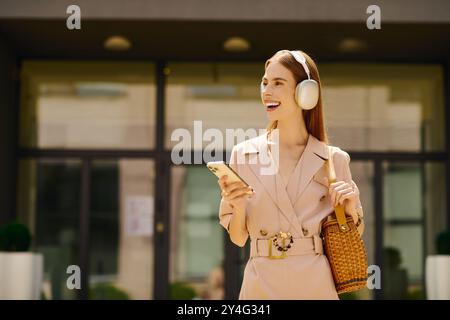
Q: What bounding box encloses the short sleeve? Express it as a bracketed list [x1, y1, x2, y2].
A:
[335, 149, 364, 234]
[218, 145, 238, 232]
[337, 150, 361, 206]
[336, 150, 353, 183]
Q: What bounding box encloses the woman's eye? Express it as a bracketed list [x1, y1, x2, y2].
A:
[275, 81, 282, 86]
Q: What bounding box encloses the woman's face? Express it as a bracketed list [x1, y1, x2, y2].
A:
[261, 61, 299, 121]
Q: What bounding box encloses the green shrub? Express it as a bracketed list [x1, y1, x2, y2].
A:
[339, 291, 359, 300]
[170, 282, 198, 300]
[0, 222, 32, 252]
[89, 283, 130, 300]
[436, 229, 450, 255]
[406, 288, 425, 300]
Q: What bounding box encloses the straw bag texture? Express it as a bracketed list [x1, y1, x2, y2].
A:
[321, 146, 368, 294]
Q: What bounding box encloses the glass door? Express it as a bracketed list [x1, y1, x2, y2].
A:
[17, 62, 158, 299]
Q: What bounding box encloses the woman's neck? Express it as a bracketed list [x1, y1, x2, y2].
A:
[274, 112, 309, 148]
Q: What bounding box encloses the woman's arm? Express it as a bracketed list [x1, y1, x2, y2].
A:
[228, 206, 249, 247]
[218, 146, 250, 247]
[332, 149, 365, 237]
[345, 191, 365, 236]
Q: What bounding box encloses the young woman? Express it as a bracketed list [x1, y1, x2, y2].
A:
[217, 50, 365, 300]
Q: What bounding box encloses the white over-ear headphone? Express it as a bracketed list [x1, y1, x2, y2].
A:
[261, 50, 319, 110]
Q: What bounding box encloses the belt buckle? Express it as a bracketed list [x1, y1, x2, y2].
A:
[267, 235, 287, 259]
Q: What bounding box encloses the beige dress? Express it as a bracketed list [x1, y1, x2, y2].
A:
[218, 132, 363, 300]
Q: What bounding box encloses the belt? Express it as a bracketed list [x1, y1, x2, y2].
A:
[250, 234, 323, 259]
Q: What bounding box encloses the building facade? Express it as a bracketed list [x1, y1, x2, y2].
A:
[0, 0, 450, 299]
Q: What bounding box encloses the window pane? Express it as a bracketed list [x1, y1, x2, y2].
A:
[89, 159, 155, 300]
[20, 62, 156, 149]
[16, 159, 81, 300]
[165, 63, 267, 151]
[383, 225, 423, 299]
[384, 163, 422, 220]
[424, 162, 447, 255]
[382, 161, 446, 299]
[165, 63, 444, 152]
[351, 161, 375, 300]
[170, 166, 225, 299]
[321, 64, 445, 151]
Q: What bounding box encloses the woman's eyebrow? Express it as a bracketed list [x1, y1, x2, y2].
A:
[262, 77, 287, 82]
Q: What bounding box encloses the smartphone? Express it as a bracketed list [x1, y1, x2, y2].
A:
[207, 161, 249, 187]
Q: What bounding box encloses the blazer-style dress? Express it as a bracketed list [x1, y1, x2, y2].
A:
[218, 132, 363, 300]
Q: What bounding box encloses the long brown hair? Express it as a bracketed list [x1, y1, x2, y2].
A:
[264, 50, 329, 144]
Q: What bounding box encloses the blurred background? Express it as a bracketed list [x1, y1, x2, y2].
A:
[0, 0, 449, 300]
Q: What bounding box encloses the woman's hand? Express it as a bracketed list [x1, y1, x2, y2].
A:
[218, 175, 254, 213]
[322, 177, 359, 215]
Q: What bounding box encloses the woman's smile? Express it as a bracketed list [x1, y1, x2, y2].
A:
[264, 100, 281, 112]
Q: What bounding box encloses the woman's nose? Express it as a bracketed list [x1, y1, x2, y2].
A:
[262, 88, 272, 97]
[263, 92, 273, 100]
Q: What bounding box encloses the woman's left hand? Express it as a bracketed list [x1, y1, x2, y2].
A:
[322, 178, 359, 212]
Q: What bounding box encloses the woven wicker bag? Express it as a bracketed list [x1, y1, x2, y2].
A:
[320, 146, 369, 294]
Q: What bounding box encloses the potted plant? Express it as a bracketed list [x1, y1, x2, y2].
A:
[0, 222, 44, 299]
[426, 229, 450, 299]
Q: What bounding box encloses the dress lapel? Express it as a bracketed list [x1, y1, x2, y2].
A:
[286, 134, 313, 203]
[292, 134, 329, 207]
[242, 131, 330, 236]
[244, 132, 302, 235]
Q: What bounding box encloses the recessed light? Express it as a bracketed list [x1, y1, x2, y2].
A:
[104, 35, 132, 51]
[338, 38, 367, 53]
[223, 37, 251, 52]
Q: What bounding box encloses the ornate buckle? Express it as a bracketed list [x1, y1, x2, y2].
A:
[268, 231, 293, 259]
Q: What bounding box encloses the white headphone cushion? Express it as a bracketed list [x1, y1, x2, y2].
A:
[296, 79, 319, 110]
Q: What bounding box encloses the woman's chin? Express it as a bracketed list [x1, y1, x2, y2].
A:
[266, 109, 299, 122]
[266, 109, 279, 119]
[266, 111, 284, 121]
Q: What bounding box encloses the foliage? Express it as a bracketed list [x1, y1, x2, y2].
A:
[436, 229, 450, 255]
[89, 283, 130, 300]
[170, 281, 198, 300]
[0, 222, 32, 252]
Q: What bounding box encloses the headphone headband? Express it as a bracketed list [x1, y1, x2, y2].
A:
[279, 50, 311, 80]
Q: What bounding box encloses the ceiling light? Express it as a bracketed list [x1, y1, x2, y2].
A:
[338, 38, 367, 53]
[223, 37, 251, 52]
[104, 35, 132, 51]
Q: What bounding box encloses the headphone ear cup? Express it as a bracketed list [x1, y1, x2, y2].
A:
[294, 83, 301, 108]
[296, 79, 319, 110]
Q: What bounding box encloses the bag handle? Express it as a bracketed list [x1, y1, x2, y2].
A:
[326, 146, 350, 232]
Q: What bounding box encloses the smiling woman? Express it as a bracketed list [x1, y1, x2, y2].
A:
[261, 50, 325, 141]
[216, 50, 366, 300]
